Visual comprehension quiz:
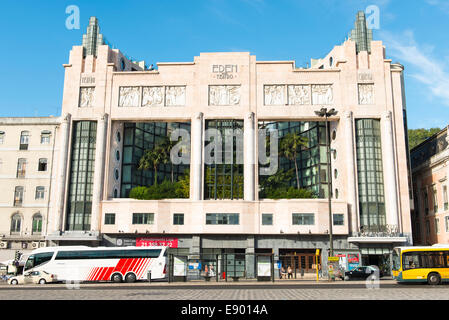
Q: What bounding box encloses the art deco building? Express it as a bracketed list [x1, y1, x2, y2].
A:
[0, 12, 413, 275]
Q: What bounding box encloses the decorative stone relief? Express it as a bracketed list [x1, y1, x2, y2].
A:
[209, 85, 241, 106]
[79, 87, 95, 107]
[165, 86, 186, 106]
[358, 84, 374, 105]
[311, 85, 333, 105]
[288, 85, 311, 105]
[119, 87, 140, 107]
[142, 86, 164, 107]
[264, 85, 285, 105]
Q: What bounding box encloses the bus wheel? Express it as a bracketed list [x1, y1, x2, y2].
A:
[125, 273, 137, 283]
[111, 273, 123, 283]
[427, 273, 441, 285]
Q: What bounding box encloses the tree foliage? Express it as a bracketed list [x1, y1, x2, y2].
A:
[279, 132, 308, 189]
[408, 128, 441, 150]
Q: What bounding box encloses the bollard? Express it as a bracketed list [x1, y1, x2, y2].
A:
[148, 271, 151, 283]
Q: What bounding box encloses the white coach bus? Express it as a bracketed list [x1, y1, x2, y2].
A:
[23, 246, 168, 283]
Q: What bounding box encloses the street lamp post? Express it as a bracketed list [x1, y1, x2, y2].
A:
[314, 107, 338, 258]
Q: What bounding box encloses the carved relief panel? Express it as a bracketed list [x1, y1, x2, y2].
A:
[264, 85, 285, 105]
[119, 86, 140, 107]
[165, 86, 186, 106]
[79, 87, 95, 108]
[209, 85, 241, 106]
[142, 86, 164, 107]
[358, 84, 374, 105]
[311, 85, 333, 105]
[288, 85, 311, 105]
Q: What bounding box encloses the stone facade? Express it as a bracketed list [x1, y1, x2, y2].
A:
[0, 15, 414, 274]
[410, 127, 449, 245]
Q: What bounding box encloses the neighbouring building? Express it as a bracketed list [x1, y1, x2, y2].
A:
[410, 127, 449, 245]
[0, 117, 61, 261]
[0, 12, 413, 276]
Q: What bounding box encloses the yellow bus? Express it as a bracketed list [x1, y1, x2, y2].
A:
[392, 245, 449, 285]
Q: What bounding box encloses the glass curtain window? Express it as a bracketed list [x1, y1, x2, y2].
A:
[204, 120, 244, 200]
[258, 121, 327, 198]
[66, 121, 97, 231]
[121, 122, 191, 198]
[355, 119, 386, 228]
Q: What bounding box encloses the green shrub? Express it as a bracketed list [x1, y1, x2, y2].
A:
[129, 180, 189, 200]
[128, 186, 149, 199]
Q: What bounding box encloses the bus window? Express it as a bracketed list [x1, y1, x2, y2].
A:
[25, 252, 54, 270]
[403, 253, 421, 270]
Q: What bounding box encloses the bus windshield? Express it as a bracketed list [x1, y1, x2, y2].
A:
[392, 248, 401, 271]
[24, 252, 54, 271]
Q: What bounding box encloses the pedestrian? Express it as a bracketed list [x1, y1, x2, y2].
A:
[287, 265, 293, 279]
[318, 264, 322, 278]
[280, 266, 287, 279]
[204, 264, 209, 276]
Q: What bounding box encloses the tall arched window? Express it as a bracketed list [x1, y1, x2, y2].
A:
[10, 213, 21, 234]
[32, 213, 43, 234]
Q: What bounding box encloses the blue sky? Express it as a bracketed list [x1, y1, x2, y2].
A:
[0, 0, 448, 129]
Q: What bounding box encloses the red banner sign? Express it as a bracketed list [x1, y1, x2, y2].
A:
[136, 237, 178, 248]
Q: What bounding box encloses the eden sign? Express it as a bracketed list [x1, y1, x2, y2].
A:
[212, 64, 238, 79]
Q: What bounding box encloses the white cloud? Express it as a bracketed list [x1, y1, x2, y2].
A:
[379, 30, 449, 107]
[426, 0, 449, 13]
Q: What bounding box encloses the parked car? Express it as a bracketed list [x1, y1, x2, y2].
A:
[343, 265, 383, 280]
[8, 270, 57, 285]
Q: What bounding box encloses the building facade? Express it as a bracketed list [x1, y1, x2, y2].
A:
[0, 13, 413, 275]
[0, 117, 61, 261]
[410, 127, 449, 245]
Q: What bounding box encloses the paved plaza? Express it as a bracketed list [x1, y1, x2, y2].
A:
[1, 280, 448, 300]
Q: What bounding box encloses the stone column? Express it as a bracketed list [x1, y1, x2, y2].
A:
[55, 113, 71, 232]
[244, 112, 255, 201]
[91, 113, 108, 232]
[245, 235, 255, 278]
[345, 111, 358, 234]
[382, 111, 399, 227]
[191, 112, 203, 201]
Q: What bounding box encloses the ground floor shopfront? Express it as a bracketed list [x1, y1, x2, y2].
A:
[96, 233, 408, 278]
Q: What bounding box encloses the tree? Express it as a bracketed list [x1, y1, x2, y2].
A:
[138, 145, 167, 185]
[408, 128, 441, 150]
[159, 136, 177, 182]
[279, 132, 308, 190]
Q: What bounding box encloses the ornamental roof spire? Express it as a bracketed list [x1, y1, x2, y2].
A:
[82, 16, 105, 57]
[348, 11, 373, 54]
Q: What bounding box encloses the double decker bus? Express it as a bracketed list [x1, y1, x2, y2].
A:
[392, 245, 449, 285]
[23, 246, 168, 283]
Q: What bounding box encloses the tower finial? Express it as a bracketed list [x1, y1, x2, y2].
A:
[82, 16, 105, 57]
[348, 11, 373, 54]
